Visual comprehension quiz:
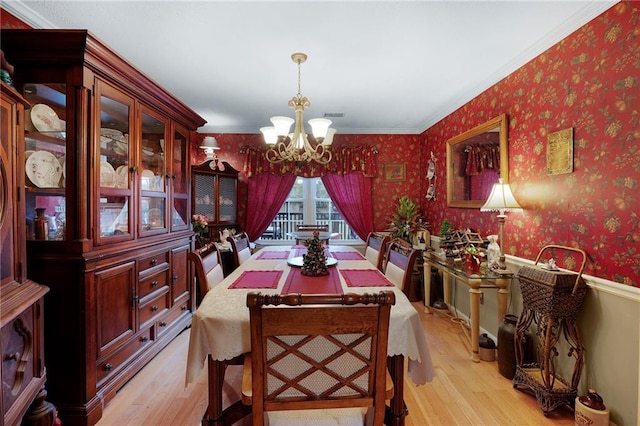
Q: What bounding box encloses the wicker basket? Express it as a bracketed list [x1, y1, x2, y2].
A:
[517, 245, 587, 319]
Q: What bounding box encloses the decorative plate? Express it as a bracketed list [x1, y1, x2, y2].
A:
[100, 161, 116, 188]
[58, 155, 66, 187]
[26, 150, 62, 188]
[101, 128, 123, 144]
[426, 183, 435, 200]
[31, 104, 64, 132]
[426, 160, 436, 180]
[115, 165, 129, 188]
[287, 256, 338, 268]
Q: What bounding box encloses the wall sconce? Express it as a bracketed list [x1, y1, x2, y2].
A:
[480, 178, 522, 269]
[200, 136, 225, 171]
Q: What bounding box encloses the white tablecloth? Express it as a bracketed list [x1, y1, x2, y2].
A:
[185, 245, 434, 386]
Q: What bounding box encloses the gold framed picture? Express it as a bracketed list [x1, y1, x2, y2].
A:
[547, 127, 574, 175]
[384, 163, 406, 182]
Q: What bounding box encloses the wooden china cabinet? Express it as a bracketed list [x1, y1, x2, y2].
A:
[1, 30, 206, 426]
[1, 81, 55, 426]
[191, 160, 239, 241]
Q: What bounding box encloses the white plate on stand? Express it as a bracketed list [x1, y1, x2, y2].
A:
[26, 150, 62, 188]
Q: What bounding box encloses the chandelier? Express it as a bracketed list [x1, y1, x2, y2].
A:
[261, 52, 334, 164]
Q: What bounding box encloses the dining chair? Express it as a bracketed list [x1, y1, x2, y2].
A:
[188, 241, 224, 305]
[384, 238, 419, 296]
[242, 291, 395, 426]
[228, 231, 252, 269]
[364, 232, 391, 271]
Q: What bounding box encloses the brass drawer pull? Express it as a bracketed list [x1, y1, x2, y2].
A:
[141, 336, 149, 342]
[151, 280, 158, 288]
[151, 305, 158, 312]
[104, 363, 113, 371]
[150, 259, 158, 266]
[159, 321, 167, 327]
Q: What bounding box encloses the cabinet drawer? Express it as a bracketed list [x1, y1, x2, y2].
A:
[155, 301, 190, 338]
[138, 270, 170, 299]
[138, 251, 169, 274]
[96, 328, 152, 386]
[139, 290, 170, 329]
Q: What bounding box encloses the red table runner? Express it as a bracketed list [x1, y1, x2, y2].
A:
[256, 251, 290, 260]
[340, 269, 394, 287]
[330, 251, 365, 260]
[228, 270, 283, 289]
[281, 267, 342, 295]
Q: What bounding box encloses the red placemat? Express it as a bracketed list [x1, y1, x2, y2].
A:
[340, 269, 394, 287]
[330, 251, 365, 260]
[256, 251, 290, 260]
[281, 267, 342, 295]
[228, 270, 283, 289]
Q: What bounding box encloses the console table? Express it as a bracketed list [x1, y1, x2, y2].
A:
[422, 252, 512, 362]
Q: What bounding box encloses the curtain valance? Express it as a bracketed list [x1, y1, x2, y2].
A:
[243, 145, 378, 178]
[464, 144, 500, 176]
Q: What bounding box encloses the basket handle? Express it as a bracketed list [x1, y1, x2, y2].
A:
[533, 244, 587, 295]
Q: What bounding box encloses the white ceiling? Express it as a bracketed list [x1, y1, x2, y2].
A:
[4, 1, 615, 135]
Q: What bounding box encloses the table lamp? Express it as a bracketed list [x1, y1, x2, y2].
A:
[480, 178, 522, 269]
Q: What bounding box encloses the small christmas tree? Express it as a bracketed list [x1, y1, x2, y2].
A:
[301, 231, 329, 276]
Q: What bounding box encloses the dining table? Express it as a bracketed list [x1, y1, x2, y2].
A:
[185, 244, 434, 426]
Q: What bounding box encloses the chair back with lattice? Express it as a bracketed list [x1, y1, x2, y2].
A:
[364, 232, 391, 271]
[384, 239, 419, 295]
[243, 292, 395, 425]
[228, 232, 252, 268]
[188, 241, 224, 305]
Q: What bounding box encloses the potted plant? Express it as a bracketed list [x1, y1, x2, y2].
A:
[388, 196, 429, 244]
[464, 245, 485, 275]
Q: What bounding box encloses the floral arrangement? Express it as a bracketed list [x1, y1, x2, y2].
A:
[191, 214, 209, 243]
[388, 196, 429, 243]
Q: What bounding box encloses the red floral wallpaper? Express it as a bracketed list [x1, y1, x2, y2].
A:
[0, 9, 31, 29]
[5, 3, 634, 284]
[422, 2, 639, 286]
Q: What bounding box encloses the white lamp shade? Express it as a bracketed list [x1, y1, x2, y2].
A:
[200, 136, 219, 150]
[270, 116, 294, 136]
[480, 178, 523, 212]
[322, 128, 337, 146]
[260, 126, 278, 145]
[308, 118, 332, 140]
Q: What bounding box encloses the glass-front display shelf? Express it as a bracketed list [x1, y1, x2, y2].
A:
[23, 83, 67, 241]
[139, 110, 167, 234]
[98, 90, 132, 239]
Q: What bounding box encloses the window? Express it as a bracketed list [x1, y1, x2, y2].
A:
[260, 178, 358, 242]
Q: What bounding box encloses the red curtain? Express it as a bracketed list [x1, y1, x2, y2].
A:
[245, 173, 296, 240]
[321, 173, 373, 241]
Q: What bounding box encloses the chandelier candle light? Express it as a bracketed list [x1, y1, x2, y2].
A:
[480, 178, 522, 269]
[261, 52, 335, 164]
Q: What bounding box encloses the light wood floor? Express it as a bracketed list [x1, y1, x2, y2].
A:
[96, 302, 576, 425]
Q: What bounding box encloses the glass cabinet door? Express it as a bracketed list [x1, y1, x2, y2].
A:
[170, 125, 189, 231]
[139, 108, 167, 235]
[219, 176, 237, 223]
[96, 81, 134, 243]
[22, 83, 67, 241]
